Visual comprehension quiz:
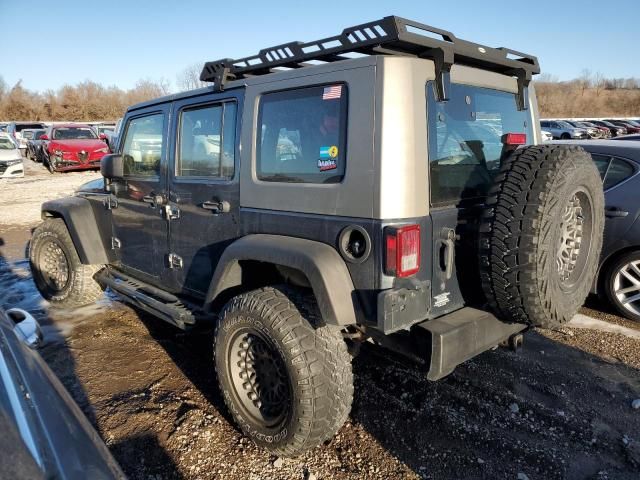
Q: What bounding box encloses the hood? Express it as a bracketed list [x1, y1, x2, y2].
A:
[50, 139, 108, 152]
[0, 149, 21, 161]
[76, 178, 105, 193]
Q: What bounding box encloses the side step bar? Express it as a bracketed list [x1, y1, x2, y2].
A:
[415, 307, 526, 380]
[95, 268, 206, 330]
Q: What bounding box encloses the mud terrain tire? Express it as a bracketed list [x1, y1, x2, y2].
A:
[29, 218, 104, 307]
[214, 286, 353, 456]
[479, 145, 604, 328]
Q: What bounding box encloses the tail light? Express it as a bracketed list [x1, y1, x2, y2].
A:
[501, 133, 527, 145]
[384, 224, 421, 277]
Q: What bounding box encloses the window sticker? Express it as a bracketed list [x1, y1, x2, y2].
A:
[318, 145, 338, 171]
[322, 85, 342, 100]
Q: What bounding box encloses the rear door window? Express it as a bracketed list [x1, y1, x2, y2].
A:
[257, 84, 347, 183]
[604, 157, 636, 190]
[427, 82, 533, 207]
[177, 102, 236, 178]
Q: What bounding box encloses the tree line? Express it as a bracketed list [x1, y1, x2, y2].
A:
[535, 70, 640, 118]
[1, 67, 639, 122]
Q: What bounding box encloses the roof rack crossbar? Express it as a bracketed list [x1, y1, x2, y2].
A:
[200, 16, 539, 108]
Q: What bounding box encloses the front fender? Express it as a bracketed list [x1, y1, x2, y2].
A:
[204, 234, 358, 326]
[41, 196, 111, 265]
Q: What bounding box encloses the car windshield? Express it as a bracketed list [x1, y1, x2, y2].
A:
[558, 121, 574, 128]
[52, 127, 97, 140]
[427, 82, 533, 206]
[0, 138, 16, 150]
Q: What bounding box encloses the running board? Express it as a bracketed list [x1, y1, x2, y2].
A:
[95, 269, 205, 330]
[414, 307, 526, 381]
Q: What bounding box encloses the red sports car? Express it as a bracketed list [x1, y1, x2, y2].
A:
[41, 124, 110, 173]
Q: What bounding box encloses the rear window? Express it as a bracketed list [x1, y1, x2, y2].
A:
[427, 82, 533, 207]
[257, 84, 347, 183]
[16, 123, 44, 132]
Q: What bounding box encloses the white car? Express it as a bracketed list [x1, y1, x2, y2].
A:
[0, 134, 24, 178]
[541, 130, 553, 141]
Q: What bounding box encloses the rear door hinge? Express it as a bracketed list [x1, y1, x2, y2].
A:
[103, 195, 118, 210]
[166, 253, 183, 269]
[111, 237, 121, 249]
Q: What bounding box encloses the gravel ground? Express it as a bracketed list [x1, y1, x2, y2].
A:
[0, 158, 639, 480]
[0, 158, 101, 225]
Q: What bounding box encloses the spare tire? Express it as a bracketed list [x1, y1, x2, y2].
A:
[479, 144, 604, 328]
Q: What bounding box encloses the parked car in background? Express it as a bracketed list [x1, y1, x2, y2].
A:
[606, 120, 640, 134]
[564, 120, 601, 138]
[579, 120, 612, 138]
[556, 140, 640, 322]
[613, 134, 640, 141]
[93, 124, 116, 150]
[589, 120, 627, 137]
[41, 123, 110, 173]
[540, 120, 589, 139]
[0, 123, 8, 132]
[541, 130, 553, 141]
[26, 129, 47, 162]
[6, 122, 46, 155]
[0, 307, 124, 479]
[0, 133, 24, 178]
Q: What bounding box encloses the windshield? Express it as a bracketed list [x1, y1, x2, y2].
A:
[0, 138, 16, 150]
[428, 82, 533, 206]
[52, 127, 97, 140]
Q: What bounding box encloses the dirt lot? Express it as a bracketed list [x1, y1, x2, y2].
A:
[1, 159, 639, 479]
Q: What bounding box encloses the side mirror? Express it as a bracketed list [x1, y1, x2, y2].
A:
[99, 133, 107, 140]
[101, 154, 123, 180]
[40, 134, 49, 140]
[7, 309, 43, 349]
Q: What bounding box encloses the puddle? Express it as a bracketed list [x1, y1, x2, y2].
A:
[0, 241, 120, 344]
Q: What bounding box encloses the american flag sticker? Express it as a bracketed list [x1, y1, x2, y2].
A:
[322, 85, 342, 100]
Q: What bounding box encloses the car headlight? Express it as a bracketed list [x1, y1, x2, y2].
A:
[54, 149, 63, 157]
[6, 159, 22, 166]
[94, 147, 109, 154]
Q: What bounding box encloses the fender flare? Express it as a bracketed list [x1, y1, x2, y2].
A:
[204, 234, 358, 326]
[41, 196, 111, 265]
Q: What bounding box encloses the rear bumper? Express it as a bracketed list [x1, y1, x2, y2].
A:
[415, 307, 526, 380]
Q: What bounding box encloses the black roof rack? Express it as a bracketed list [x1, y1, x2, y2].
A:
[200, 16, 540, 110]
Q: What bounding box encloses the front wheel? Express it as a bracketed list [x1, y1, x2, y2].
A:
[604, 251, 640, 322]
[29, 218, 104, 307]
[214, 286, 353, 456]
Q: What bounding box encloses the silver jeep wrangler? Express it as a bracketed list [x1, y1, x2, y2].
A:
[29, 16, 604, 456]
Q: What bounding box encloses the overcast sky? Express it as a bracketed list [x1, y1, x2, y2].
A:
[1, 0, 638, 92]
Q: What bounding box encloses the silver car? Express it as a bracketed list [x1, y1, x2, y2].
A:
[540, 120, 589, 140]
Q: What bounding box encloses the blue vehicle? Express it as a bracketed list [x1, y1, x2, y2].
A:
[0, 307, 124, 479]
[559, 140, 640, 321]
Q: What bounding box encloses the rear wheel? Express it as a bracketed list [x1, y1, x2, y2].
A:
[480, 145, 604, 328]
[561, 132, 571, 140]
[604, 251, 640, 322]
[29, 218, 104, 307]
[214, 286, 353, 456]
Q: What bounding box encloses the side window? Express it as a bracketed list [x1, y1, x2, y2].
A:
[592, 154, 611, 180]
[257, 84, 348, 183]
[121, 113, 164, 177]
[604, 157, 635, 190]
[177, 102, 236, 178]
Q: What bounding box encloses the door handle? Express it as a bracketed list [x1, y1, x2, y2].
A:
[605, 207, 629, 218]
[201, 200, 231, 214]
[440, 228, 456, 280]
[142, 193, 165, 208]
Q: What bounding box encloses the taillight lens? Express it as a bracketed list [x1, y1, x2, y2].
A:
[384, 224, 421, 277]
[501, 133, 526, 145]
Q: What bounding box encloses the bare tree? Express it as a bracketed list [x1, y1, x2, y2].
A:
[176, 63, 208, 92]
